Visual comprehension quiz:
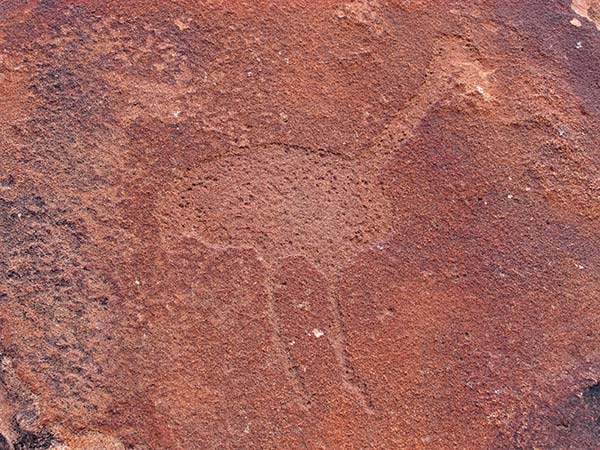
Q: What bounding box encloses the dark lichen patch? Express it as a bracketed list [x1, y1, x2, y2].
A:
[492, 380, 600, 449]
[0, 192, 119, 427]
[0, 433, 9, 450]
[13, 430, 53, 450]
[584, 382, 600, 429]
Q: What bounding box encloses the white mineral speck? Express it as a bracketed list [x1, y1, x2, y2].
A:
[312, 328, 325, 338]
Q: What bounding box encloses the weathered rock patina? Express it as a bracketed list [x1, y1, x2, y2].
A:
[1, 0, 600, 448]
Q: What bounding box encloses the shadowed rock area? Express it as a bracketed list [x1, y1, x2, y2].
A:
[1, 0, 600, 448]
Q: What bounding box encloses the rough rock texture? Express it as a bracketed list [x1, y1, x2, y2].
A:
[1, 0, 600, 448]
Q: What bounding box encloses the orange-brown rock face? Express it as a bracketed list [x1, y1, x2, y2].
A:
[1, 0, 600, 448]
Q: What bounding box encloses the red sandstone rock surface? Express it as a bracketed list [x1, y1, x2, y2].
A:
[1, 0, 600, 448]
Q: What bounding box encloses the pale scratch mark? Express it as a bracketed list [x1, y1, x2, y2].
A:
[571, 0, 600, 30]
